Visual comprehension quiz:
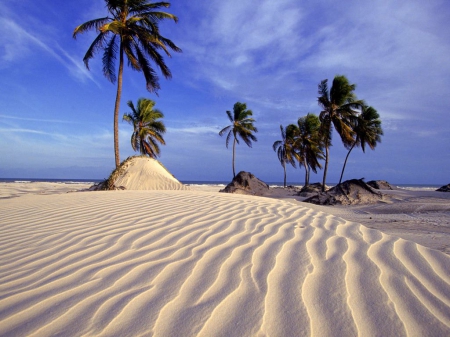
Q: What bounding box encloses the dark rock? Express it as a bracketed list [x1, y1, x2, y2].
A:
[297, 183, 327, 197]
[304, 179, 383, 205]
[436, 184, 450, 192]
[367, 180, 394, 190]
[220, 171, 269, 196]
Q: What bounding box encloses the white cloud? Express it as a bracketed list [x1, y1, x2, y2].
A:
[167, 125, 220, 134]
[0, 114, 80, 124]
[0, 16, 98, 85]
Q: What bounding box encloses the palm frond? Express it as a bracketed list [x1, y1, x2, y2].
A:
[225, 130, 233, 148]
[219, 125, 231, 137]
[73, 17, 110, 38]
[133, 43, 161, 92]
[102, 35, 118, 82]
[82, 32, 107, 69]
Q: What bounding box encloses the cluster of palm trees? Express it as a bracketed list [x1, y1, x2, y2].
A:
[74, 0, 180, 165]
[273, 75, 383, 190]
[218, 76, 383, 189]
[273, 113, 324, 188]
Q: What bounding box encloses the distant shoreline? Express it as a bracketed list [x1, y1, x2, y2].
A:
[0, 178, 443, 191]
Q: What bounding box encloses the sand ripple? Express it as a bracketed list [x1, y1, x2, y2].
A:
[0, 191, 449, 336]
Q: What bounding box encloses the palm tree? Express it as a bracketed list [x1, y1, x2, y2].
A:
[339, 105, 383, 184]
[272, 125, 298, 187]
[73, 0, 181, 168]
[123, 98, 166, 158]
[219, 102, 258, 178]
[293, 113, 324, 187]
[318, 75, 364, 191]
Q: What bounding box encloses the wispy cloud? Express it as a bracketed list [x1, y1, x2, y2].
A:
[167, 125, 220, 134]
[0, 114, 80, 124]
[0, 16, 99, 86]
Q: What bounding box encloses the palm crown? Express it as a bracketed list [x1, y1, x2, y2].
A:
[352, 106, 383, 153]
[123, 98, 166, 158]
[73, 0, 181, 91]
[338, 105, 383, 183]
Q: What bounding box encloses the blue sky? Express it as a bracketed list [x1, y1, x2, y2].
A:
[1, 0, 449, 184]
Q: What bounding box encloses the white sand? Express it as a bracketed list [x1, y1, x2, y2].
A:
[1, 187, 450, 336]
[0, 182, 92, 199]
[109, 157, 189, 190]
[264, 188, 450, 255]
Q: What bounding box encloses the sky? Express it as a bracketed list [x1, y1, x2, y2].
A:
[1, 0, 449, 184]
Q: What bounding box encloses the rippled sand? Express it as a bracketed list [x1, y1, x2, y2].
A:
[1, 190, 449, 336]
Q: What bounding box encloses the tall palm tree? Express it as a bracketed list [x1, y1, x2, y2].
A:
[272, 125, 298, 187]
[122, 98, 166, 158]
[219, 102, 258, 178]
[318, 75, 364, 191]
[338, 105, 383, 184]
[73, 0, 181, 168]
[293, 113, 324, 187]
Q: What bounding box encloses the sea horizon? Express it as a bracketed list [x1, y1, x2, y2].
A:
[0, 177, 444, 191]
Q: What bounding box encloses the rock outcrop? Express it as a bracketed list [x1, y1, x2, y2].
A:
[220, 171, 269, 196]
[437, 184, 450, 192]
[296, 183, 327, 197]
[367, 180, 394, 190]
[304, 179, 383, 205]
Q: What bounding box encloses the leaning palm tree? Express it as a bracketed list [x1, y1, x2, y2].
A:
[73, 0, 181, 168]
[338, 105, 383, 184]
[293, 113, 324, 187]
[219, 102, 258, 178]
[123, 98, 166, 158]
[272, 125, 298, 187]
[318, 75, 364, 191]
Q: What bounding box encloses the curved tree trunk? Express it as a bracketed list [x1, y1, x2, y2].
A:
[304, 157, 310, 187]
[232, 137, 236, 178]
[322, 145, 329, 192]
[339, 142, 356, 185]
[113, 43, 124, 168]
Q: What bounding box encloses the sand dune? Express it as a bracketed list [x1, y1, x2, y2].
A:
[101, 156, 189, 190]
[1, 190, 449, 336]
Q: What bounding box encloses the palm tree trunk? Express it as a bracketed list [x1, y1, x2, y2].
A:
[322, 145, 329, 192]
[113, 43, 124, 168]
[339, 142, 356, 185]
[304, 157, 309, 187]
[283, 161, 286, 188]
[232, 137, 236, 178]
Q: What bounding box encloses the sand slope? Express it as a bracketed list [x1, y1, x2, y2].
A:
[1, 191, 449, 336]
[106, 156, 189, 190]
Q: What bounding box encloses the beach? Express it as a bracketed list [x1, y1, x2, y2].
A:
[1, 181, 450, 336]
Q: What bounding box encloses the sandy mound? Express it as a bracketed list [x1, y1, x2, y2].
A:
[367, 180, 395, 190]
[1, 191, 449, 336]
[220, 171, 269, 196]
[93, 156, 188, 190]
[304, 179, 384, 205]
[437, 183, 450, 192]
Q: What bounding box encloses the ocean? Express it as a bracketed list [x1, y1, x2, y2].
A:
[0, 178, 443, 192]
